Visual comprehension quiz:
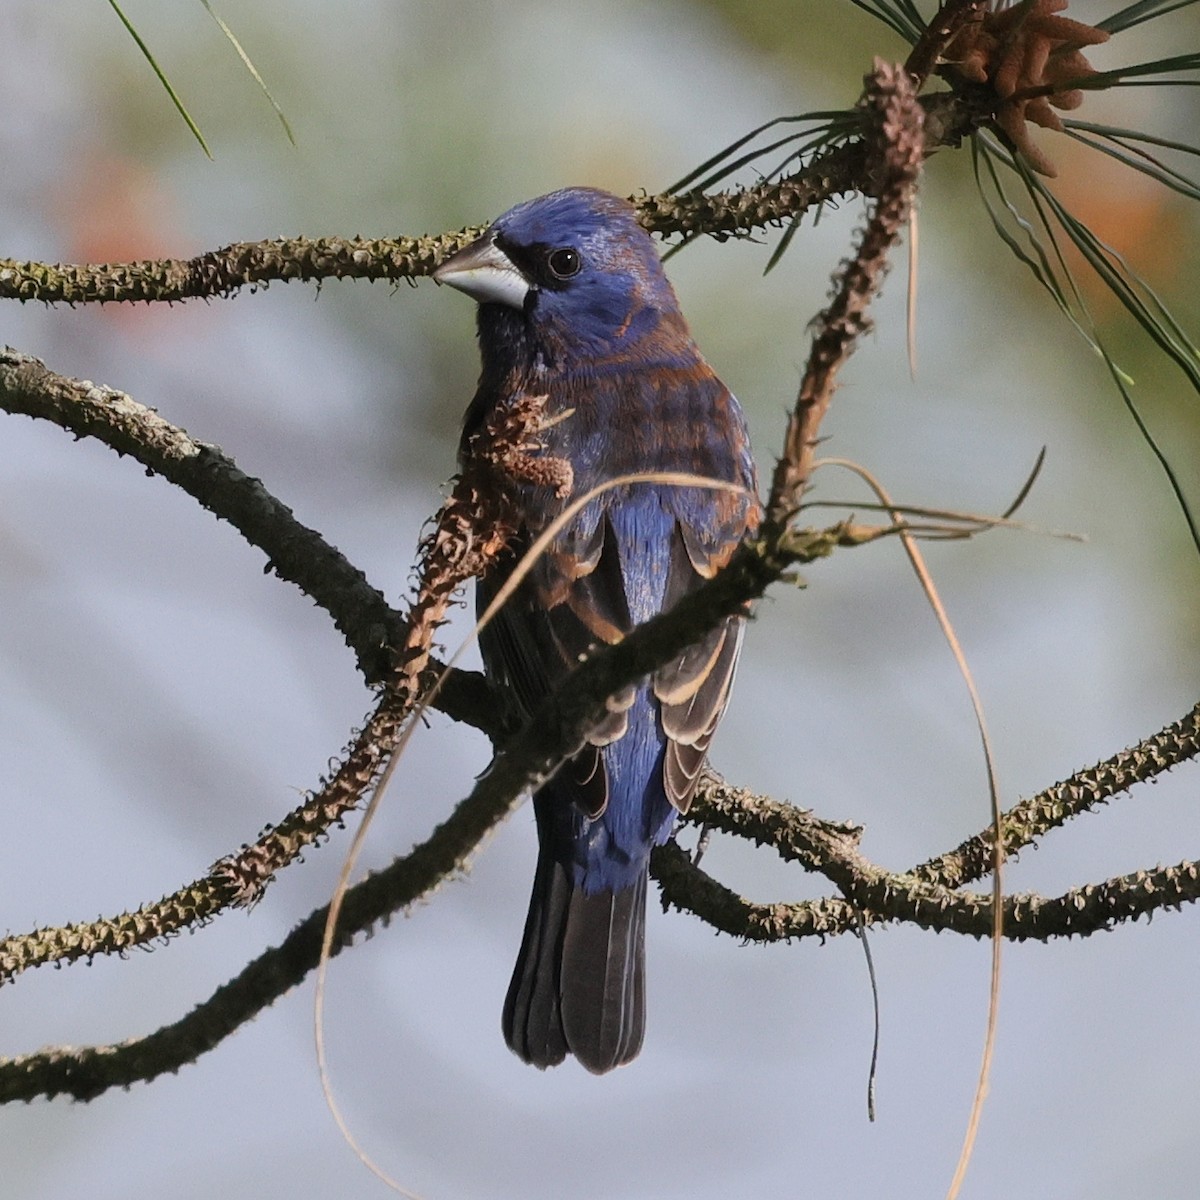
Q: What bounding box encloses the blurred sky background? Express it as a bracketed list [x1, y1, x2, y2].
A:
[1, 2, 1198, 1198]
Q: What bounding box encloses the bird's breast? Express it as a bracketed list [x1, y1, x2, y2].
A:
[538, 358, 745, 483]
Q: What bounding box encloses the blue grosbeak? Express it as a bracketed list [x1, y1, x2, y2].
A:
[435, 188, 758, 1073]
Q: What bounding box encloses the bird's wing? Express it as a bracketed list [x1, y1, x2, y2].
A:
[653, 500, 749, 815]
[477, 505, 626, 821]
[480, 495, 751, 821]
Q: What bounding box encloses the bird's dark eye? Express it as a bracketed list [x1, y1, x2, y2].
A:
[546, 247, 582, 279]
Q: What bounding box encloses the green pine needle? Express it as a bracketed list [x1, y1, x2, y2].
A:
[199, 0, 296, 146]
[1070, 52, 1200, 91]
[1063, 125, 1200, 204]
[1099, 0, 1200, 35]
[662, 109, 860, 266]
[974, 133, 1200, 557]
[668, 111, 860, 194]
[108, 0, 213, 159]
[847, 0, 926, 44]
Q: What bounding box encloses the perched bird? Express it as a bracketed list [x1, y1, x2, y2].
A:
[435, 188, 759, 1074]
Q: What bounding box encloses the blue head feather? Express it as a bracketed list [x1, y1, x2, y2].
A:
[486, 188, 683, 362]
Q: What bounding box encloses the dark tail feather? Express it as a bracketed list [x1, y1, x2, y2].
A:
[503, 854, 646, 1075]
[560, 873, 646, 1073]
[503, 846, 570, 1069]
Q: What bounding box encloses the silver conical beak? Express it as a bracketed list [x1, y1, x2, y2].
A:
[433, 235, 530, 310]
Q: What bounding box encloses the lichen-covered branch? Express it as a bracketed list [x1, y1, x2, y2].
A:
[669, 703, 1200, 936]
[768, 59, 924, 525]
[0, 763, 512, 1103]
[0, 92, 982, 308]
[0, 230, 482, 306]
[914, 702, 1200, 889]
[0, 690, 408, 983]
[653, 842, 1200, 943]
[0, 347, 494, 724]
[685, 702, 1200, 895]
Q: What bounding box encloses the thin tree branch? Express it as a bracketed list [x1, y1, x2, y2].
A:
[768, 58, 924, 524]
[654, 841, 1200, 943]
[0, 690, 407, 984]
[915, 701, 1200, 889]
[0, 92, 983, 308]
[0, 759, 509, 1104]
[670, 701, 1200, 930]
[0, 347, 494, 723]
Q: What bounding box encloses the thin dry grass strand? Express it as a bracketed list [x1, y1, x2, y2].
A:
[802, 446, 1072, 541]
[855, 911, 882, 1123]
[801, 497, 1080, 541]
[312, 740, 424, 1196]
[314, 469, 753, 1194]
[814, 457, 1004, 1200]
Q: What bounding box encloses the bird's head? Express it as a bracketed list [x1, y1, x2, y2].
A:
[434, 188, 684, 363]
